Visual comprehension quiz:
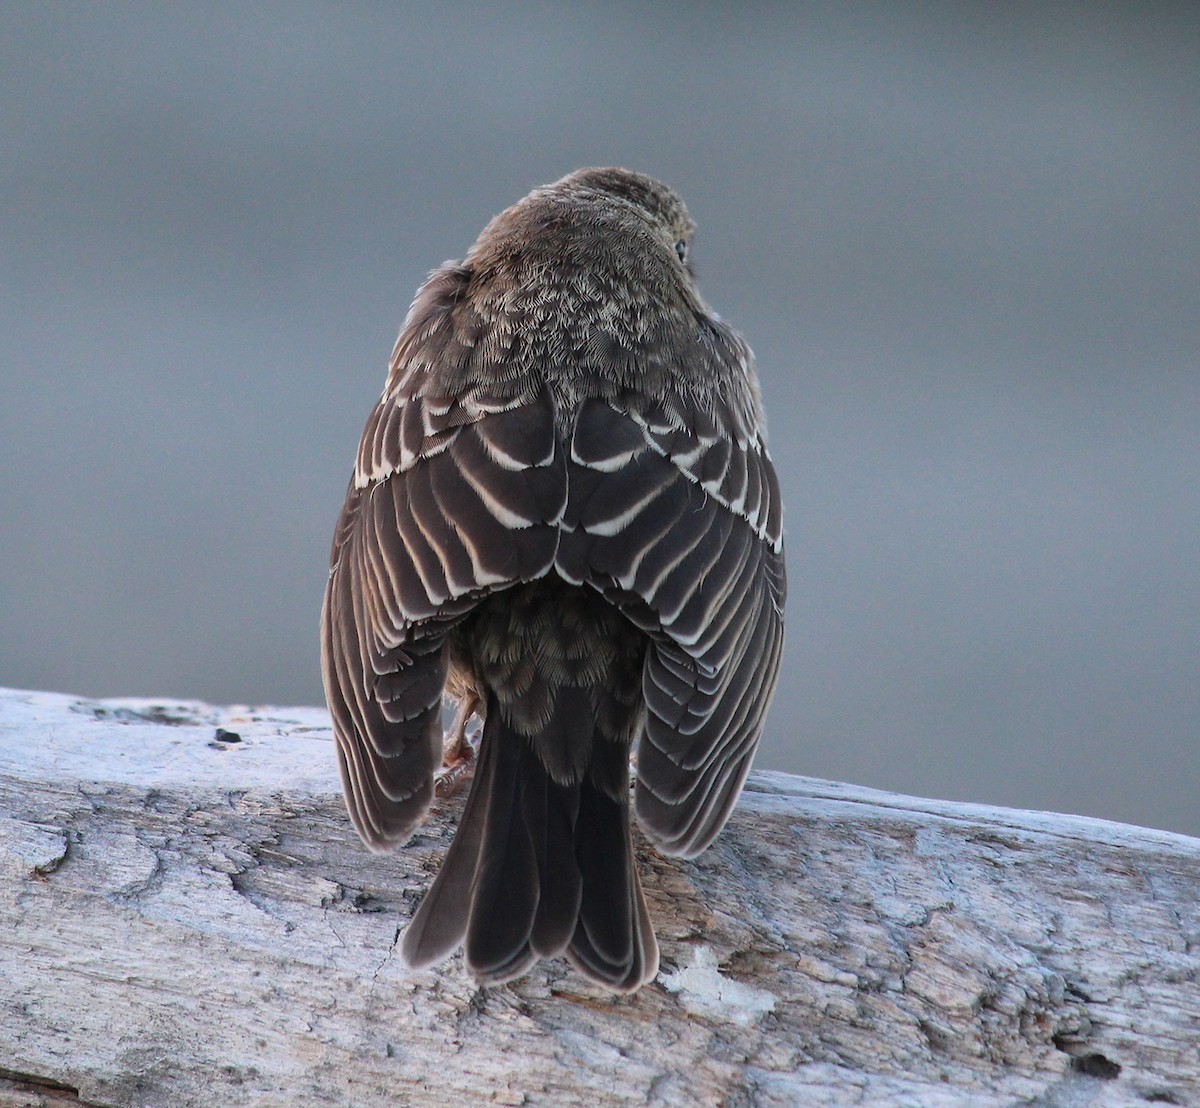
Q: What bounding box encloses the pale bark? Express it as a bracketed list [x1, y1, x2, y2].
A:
[1, 687, 1197, 1107]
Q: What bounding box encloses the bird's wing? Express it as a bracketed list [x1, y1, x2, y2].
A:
[558, 381, 786, 858]
[322, 383, 567, 849]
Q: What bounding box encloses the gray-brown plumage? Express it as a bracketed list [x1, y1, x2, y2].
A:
[321, 167, 785, 991]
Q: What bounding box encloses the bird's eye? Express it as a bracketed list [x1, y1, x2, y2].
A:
[674, 240, 688, 264]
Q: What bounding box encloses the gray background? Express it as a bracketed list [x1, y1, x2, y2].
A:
[3, 3, 1197, 835]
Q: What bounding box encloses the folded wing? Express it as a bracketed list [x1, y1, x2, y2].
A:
[558, 393, 786, 858]
[321, 386, 567, 849]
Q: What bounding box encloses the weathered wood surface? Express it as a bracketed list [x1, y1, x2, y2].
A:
[0, 687, 1197, 1108]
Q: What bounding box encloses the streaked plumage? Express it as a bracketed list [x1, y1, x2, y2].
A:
[321, 168, 785, 991]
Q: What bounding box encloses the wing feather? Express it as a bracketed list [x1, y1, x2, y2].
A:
[322, 386, 565, 849]
[326, 288, 784, 859]
[560, 394, 786, 858]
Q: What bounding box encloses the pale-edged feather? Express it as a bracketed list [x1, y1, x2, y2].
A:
[321, 383, 566, 851]
[559, 394, 786, 859]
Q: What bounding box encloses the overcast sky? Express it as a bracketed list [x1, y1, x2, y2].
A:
[2, 2, 1197, 835]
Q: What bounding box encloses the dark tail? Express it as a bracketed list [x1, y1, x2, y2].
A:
[399, 695, 658, 991]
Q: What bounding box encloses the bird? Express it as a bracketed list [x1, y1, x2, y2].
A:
[321, 167, 785, 992]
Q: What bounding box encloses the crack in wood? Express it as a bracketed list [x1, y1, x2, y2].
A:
[0, 1068, 89, 1107]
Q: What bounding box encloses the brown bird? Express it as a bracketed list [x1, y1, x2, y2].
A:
[321, 167, 785, 991]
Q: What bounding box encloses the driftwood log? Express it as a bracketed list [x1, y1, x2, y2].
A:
[0, 687, 1197, 1107]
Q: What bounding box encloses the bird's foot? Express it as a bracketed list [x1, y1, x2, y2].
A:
[434, 694, 481, 799]
[434, 743, 478, 798]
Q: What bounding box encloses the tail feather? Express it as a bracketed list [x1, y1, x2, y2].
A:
[463, 731, 539, 978]
[573, 779, 635, 966]
[400, 698, 657, 991]
[524, 754, 583, 957]
[567, 759, 659, 989]
[397, 729, 494, 970]
[567, 878, 658, 992]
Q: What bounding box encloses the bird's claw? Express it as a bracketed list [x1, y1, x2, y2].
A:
[434, 750, 476, 798]
[434, 694, 481, 799]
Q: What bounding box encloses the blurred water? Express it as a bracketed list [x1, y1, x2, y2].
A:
[2, 2, 1197, 834]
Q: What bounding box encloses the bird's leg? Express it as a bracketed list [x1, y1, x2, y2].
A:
[434, 692, 482, 798]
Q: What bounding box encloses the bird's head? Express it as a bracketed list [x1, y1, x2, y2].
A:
[466, 167, 700, 298]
